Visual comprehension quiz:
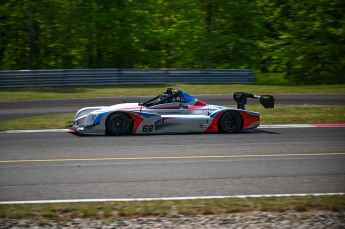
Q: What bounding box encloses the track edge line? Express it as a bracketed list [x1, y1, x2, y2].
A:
[1, 193, 344, 205]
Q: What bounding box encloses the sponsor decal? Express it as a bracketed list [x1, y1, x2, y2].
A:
[200, 123, 209, 128]
[158, 111, 181, 114]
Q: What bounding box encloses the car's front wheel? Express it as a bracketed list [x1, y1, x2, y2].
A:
[218, 111, 242, 133]
[106, 113, 131, 135]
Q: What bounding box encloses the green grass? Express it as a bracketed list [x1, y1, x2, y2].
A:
[0, 195, 344, 220]
[0, 105, 344, 131]
[253, 104, 345, 124]
[0, 113, 75, 131]
[1, 84, 344, 101]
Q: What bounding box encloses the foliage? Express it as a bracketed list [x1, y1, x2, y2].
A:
[256, 0, 345, 84]
[1, 0, 344, 84]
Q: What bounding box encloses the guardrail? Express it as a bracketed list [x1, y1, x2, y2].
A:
[0, 69, 254, 88]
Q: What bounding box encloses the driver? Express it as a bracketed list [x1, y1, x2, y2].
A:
[158, 93, 169, 103]
[158, 88, 183, 104]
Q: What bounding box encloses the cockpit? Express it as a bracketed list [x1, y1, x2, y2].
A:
[140, 88, 196, 107]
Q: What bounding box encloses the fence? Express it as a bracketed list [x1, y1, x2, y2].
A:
[0, 68, 254, 88]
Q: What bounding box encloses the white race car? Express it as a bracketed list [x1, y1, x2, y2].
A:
[67, 88, 274, 135]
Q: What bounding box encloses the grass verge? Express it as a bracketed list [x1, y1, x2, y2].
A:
[1, 105, 344, 131]
[1, 84, 345, 101]
[0, 113, 75, 131]
[1, 195, 344, 220]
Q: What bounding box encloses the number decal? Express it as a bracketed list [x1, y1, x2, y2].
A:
[142, 125, 154, 132]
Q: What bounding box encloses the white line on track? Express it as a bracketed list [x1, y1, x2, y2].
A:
[0, 193, 343, 205]
[259, 124, 316, 128]
[1, 129, 71, 134]
[1, 124, 344, 134]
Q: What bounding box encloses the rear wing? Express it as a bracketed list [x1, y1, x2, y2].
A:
[233, 92, 275, 110]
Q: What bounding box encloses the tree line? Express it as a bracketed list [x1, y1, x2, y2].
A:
[1, 0, 344, 84]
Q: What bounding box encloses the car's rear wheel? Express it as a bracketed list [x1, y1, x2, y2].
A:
[218, 111, 242, 133]
[106, 113, 131, 135]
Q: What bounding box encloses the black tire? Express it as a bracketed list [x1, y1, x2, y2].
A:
[218, 111, 242, 133]
[106, 113, 131, 135]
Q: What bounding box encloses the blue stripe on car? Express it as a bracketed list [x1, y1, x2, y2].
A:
[155, 119, 163, 125]
[93, 112, 108, 125]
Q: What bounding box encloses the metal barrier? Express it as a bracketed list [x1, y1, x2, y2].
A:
[0, 69, 254, 88]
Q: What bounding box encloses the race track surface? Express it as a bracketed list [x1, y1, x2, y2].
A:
[1, 94, 344, 120]
[1, 127, 344, 201]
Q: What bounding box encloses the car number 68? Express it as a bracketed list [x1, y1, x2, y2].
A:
[142, 125, 154, 132]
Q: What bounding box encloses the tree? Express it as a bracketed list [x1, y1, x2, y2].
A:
[256, 0, 345, 84]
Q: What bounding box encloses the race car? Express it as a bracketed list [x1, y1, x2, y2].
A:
[67, 88, 274, 135]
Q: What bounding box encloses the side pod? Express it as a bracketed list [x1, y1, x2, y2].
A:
[233, 92, 275, 110]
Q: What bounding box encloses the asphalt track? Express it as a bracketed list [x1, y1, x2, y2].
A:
[0, 127, 344, 201]
[1, 94, 344, 120]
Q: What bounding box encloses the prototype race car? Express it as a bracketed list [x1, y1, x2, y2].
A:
[67, 88, 274, 135]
